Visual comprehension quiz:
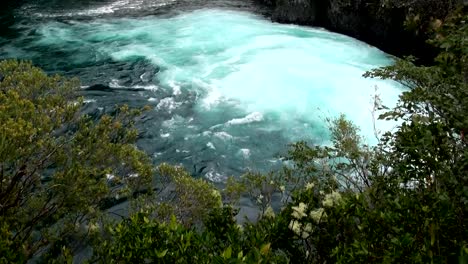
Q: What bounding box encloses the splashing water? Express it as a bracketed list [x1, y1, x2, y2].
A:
[0, 7, 402, 181]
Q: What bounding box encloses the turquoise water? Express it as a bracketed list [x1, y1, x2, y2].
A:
[0, 6, 401, 181]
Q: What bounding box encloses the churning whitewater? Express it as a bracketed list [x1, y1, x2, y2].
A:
[0, 4, 402, 181]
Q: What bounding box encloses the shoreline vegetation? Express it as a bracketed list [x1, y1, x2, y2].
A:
[0, 2, 467, 264]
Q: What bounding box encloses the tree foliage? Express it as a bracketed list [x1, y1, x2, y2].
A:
[0, 60, 153, 262]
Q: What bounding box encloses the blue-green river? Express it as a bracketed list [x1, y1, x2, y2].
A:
[0, 0, 402, 181]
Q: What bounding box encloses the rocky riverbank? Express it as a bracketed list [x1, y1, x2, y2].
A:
[264, 0, 464, 62]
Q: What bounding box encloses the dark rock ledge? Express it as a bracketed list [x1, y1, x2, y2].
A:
[261, 0, 466, 63]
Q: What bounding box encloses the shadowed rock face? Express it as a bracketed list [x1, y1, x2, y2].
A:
[268, 0, 464, 62]
[272, 0, 316, 25]
[324, 0, 411, 58]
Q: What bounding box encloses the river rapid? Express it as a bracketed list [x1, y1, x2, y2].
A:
[0, 0, 402, 182]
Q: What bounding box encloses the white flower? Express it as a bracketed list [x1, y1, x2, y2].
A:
[309, 208, 326, 223]
[256, 194, 264, 204]
[279, 185, 285, 192]
[270, 180, 275, 185]
[301, 223, 312, 239]
[322, 191, 342, 207]
[291, 202, 308, 219]
[264, 206, 275, 218]
[305, 182, 315, 190]
[288, 220, 302, 235]
[89, 223, 99, 232]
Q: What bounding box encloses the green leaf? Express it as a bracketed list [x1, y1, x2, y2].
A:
[156, 249, 168, 258]
[222, 246, 232, 259]
[260, 243, 271, 255]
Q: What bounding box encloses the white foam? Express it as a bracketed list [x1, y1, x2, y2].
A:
[156, 97, 181, 113]
[109, 80, 158, 90]
[227, 112, 263, 126]
[207, 142, 216, 149]
[200, 83, 223, 109]
[29, 0, 176, 18]
[162, 115, 184, 128]
[214, 131, 234, 141]
[140, 72, 153, 83]
[168, 80, 182, 96]
[202, 131, 212, 137]
[109, 79, 124, 88]
[239, 148, 251, 158]
[160, 133, 171, 138]
[133, 84, 158, 90]
[153, 152, 163, 158]
[205, 169, 224, 182]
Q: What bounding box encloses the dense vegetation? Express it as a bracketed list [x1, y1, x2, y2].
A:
[0, 7, 467, 264]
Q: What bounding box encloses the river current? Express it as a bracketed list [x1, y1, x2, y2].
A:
[0, 0, 402, 181]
